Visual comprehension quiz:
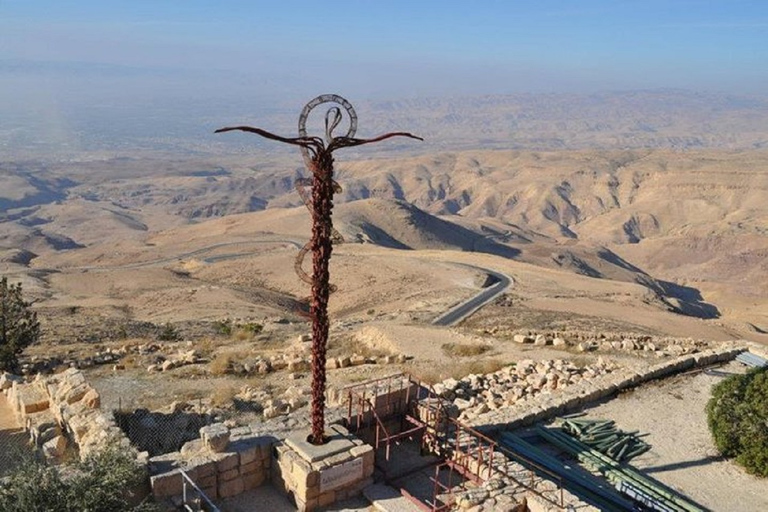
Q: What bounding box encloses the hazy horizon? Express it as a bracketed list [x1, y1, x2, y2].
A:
[1, 1, 767, 155]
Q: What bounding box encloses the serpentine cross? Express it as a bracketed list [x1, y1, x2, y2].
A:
[216, 94, 421, 444]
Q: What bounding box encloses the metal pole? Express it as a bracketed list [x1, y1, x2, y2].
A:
[215, 94, 421, 445]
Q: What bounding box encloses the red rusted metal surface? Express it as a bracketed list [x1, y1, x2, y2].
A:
[216, 95, 421, 444]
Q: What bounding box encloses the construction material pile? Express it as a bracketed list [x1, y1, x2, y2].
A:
[559, 417, 651, 462]
[537, 426, 704, 512]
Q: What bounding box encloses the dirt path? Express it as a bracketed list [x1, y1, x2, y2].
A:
[0, 393, 30, 476]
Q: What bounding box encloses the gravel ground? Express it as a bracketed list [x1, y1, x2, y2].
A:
[575, 360, 767, 512]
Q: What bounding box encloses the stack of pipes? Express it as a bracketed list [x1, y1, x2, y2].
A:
[559, 418, 651, 462]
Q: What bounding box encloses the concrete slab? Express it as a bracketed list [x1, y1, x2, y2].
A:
[285, 424, 363, 463]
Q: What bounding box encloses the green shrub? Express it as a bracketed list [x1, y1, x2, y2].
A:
[0, 444, 156, 511]
[214, 320, 232, 336]
[0, 276, 40, 372]
[706, 367, 768, 477]
[157, 323, 179, 341]
[239, 322, 263, 335]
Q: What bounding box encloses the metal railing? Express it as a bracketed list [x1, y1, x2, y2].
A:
[179, 468, 220, 512]
[339, 372, 567, 510]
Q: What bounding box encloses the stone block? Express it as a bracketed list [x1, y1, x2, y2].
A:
[42, 435, 67, 458]
[290, 456, 313, 486]
[16, 384, 49, 415]
[200, 423, 230, 453]
[214, 452, 239, 473]
[219, 468, 240, 482]
[288, 358, 309, 372]
[318, 490, 336, 508]
[218, 476, 244, 498]
[202, 486, 218, 500]
[180, 438, 205, 455]
[350, 444, 374, 473]
[61, 383, 90, 404]
[197, 473, 217, 489]
[82, 388, 100, 408]
[242, 470, 265, 490]
[151, 470, 183, 498]
[240, 459, 262, 474]
[238, 444, 260, 465]
[0, 372, 22, 390]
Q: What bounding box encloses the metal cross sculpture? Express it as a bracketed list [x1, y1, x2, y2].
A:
[216, 94, 421, 444]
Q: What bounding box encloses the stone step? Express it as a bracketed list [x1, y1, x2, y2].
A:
[363, 483, 424, 512]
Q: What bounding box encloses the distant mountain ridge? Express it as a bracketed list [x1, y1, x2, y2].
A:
[355, 90, 768, 152]
[2, 89, 766, 156]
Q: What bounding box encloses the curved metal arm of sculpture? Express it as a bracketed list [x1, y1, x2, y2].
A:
[327, 132, 424, 152]
[215, 126, 422, 157]
[214, 126, 326, 160]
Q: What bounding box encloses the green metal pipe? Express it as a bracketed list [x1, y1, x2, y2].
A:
[537, 427, 704, 512]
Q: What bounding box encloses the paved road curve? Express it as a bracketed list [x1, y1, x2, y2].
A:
[432, 264, 513, 327]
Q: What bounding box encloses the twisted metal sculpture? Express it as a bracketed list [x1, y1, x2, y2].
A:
[216, 94, 422, 444]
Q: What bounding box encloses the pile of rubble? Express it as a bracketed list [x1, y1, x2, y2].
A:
[236, 384, 311, 421]
[433, 358, 619, 422]
[146, 348, 204, 372]
[189, 333, 407, 378]
[507, 331, 711, 357]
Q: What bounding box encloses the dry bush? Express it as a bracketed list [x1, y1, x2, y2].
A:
[416, 358, 510, 385]
[463, 358, 507, 376]
[120, 354, 139, 370]
[209, 354, 232, 376]
[195, 337, 220, 358]
[441, 343, 491, 358]
[416, 368, 444, 385]
[233, 328, 254, 342]
[210, 386, 237, 408]
[328, 334, 391, 359]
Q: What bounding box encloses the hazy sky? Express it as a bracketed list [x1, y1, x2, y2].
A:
[2, 0, 767, 100]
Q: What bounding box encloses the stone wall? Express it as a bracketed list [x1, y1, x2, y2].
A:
[3, 368, 131, 460]
[463, 345, 747, 433]
[149, 428, 273, 504]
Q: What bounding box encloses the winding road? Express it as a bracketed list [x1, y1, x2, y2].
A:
[20, 238, 512, 326]
[432, 264, 513, 326]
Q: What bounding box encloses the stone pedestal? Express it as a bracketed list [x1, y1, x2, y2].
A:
[272, 424, 374, 511]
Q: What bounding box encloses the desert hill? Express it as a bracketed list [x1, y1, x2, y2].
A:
[1, 143, 767, 343]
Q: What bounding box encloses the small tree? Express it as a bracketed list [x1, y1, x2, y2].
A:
[0, 276, 40, 373]
[707, 366, 768, 477]
[0, 444, 156, 511]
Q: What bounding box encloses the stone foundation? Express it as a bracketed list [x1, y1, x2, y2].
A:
[272, 424, 375, 512]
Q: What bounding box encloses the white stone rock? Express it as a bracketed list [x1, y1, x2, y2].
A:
[513, 334, 533, 344]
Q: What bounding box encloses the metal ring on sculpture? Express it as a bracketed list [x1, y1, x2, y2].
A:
[298, 94, 358, 166]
